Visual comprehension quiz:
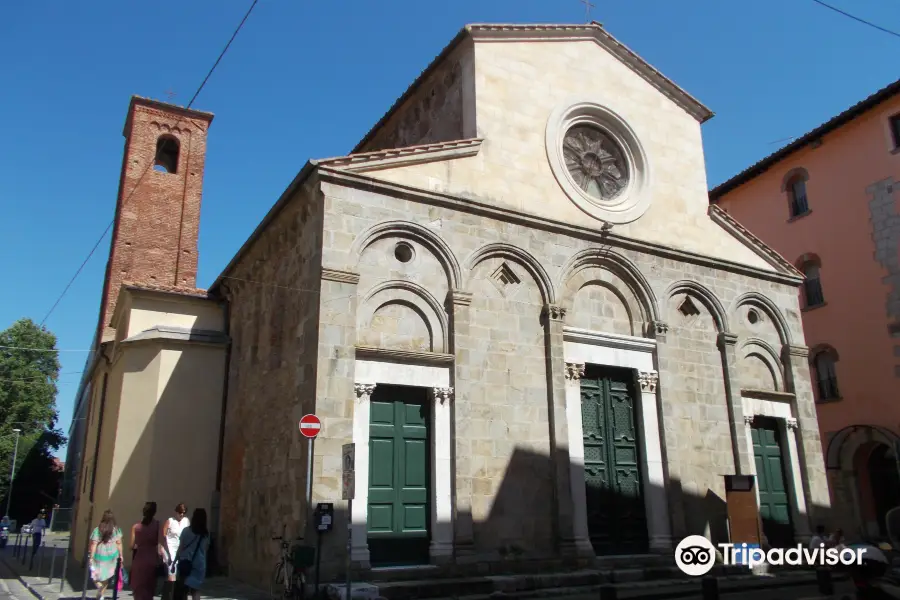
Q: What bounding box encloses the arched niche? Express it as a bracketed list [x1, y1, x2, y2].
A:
[357, 280, 448, 353]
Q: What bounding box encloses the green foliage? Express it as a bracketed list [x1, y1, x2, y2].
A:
[0, 318, 67, 520]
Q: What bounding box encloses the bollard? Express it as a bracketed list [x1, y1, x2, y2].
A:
[111, 557, 121, 600]
[21, 535, 29, 565]
[49, 545, 57, 583]
[80, 549, 90, 599]
[37, 540, 45, 574]
[60, 546, 69, 593]
[12, 533, 19, 558]
[599, 583, 618, 600]
[816, 567, 834, 596]
[701, 576, 719, 600]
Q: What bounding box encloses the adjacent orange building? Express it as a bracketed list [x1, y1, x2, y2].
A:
[711, 80, 900, 538]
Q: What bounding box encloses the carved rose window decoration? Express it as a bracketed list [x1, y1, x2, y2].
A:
[562, 125, 629, 202]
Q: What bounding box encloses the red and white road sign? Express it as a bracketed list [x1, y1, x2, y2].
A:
[299, 414, 321, 439]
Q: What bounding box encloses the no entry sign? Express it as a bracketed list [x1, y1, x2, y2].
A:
[299, 414, 322, 439]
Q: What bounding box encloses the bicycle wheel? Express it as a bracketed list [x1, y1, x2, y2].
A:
[292, 571, 306, 600]
[270, 562, 286, 600]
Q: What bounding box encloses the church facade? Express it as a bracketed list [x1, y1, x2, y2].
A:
[211, 23, 830, 583]
[65, 22, 832, 587]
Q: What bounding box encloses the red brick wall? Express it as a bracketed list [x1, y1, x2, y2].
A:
[97, 97, 214, 340]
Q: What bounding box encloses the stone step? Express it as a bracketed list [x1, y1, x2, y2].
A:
[361, 563, 790, 600]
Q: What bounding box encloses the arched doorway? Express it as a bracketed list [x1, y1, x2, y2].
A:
[868, 445, 900, 536]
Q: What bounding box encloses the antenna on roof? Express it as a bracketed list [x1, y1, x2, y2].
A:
[164, 89, 177, 103]
[768, 135, 796, 145]
[579, 0, 596, 23]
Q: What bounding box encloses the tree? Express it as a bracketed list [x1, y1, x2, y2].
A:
[0, 318, 67, 522]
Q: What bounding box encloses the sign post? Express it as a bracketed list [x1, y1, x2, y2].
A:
[299, 415, 322, 527]
[342, 443, 355, 600]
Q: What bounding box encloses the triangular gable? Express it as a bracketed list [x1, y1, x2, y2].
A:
[707, 204, 803, 278]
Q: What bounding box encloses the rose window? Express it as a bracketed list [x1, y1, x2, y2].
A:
[562, 125, 630, 202]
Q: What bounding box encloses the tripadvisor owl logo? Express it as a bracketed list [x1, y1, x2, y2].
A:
[674, 534, 867, 576]
[675, 536, 717, 576]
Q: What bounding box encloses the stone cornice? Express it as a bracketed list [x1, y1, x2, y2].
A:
[355, 345, 455, 366]
[322, 268, 360, 285]
[740, 389, 796, 402]
[315, 139, 483, 173]
[120, 326, 230, 348]
[316, 168, 804, 287]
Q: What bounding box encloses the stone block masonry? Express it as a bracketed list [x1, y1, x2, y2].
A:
[867, 178, 900, 377]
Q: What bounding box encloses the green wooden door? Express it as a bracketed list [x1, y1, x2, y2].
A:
[581, 366, 647, 554]
[752, 417, 794, 548]
[367, 385, 430, 566]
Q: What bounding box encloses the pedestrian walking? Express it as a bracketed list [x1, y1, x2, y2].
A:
[88, 510, 124, 600]
[173, 508, 209, 600]
[129, 502, 162, 600]
[160, 504, 190, 600]
[29, 509, 47, 568]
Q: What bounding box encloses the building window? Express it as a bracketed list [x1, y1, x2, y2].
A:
[813, 348, 841, 401]
[154, 135, 180, 174]
[782, 168, 811, 218]
[890, 114, 900, 149]
[800, 261, 825, 308]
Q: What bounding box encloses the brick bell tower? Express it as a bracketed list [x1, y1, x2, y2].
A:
[96, 96, 215, 342]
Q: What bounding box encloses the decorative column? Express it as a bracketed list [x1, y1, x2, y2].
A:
[431, 386, 455, 563]
[564, 361, 593, 557]
[350, 382, 376, 565]
[650, 320, 686, 541]
[782, 343, 831, 530]
[637, 370, 672, 552]
[718, 332, 754, 475]
[545, 304, 581, 558]
[783, 417, 812, 541]
[448, 290, 475, 559]
[743, 415, 760, 508]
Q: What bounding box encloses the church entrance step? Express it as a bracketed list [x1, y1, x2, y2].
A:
[355, 564, 821, 600]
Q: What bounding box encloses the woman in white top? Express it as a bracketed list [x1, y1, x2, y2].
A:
[159, 504, 189, 600]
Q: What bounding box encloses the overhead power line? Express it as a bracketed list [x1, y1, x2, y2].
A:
[810, 0, 900, 39]
[38, 0, 260, 328]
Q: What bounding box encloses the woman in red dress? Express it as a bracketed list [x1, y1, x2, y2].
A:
[130, 502, 161, 600]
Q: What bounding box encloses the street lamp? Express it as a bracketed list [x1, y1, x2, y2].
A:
[5, 429, 21, 518]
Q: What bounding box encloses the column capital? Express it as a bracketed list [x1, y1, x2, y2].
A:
[565, 362, 585, 381]
[744, 414, 754, 426]
[448, 290, 473, 307]
[322, 268, 360, 285]
[786, 417, 799, 431]
[717, 332, 739, 349]
[544, 304, 567, 321]
[637, 370, 659, 394]
[650, 320, 669, 340]
[433, 386, 454, 404]
[354, 382, 376, 398]
[782, 344, 810, 359]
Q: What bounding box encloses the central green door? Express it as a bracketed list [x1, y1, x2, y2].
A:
[581, 365, 648, 555]
[367, 384, 430, 566]
[752, 417, 794, 548]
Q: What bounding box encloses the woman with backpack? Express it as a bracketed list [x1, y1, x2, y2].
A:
[173, 508, 209, 600]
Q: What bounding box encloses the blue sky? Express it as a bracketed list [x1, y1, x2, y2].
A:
[2, 0, 898, 458]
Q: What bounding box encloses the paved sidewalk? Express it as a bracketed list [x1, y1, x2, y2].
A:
[0, 534, 269, 600]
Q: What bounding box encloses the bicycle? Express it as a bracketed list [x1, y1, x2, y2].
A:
[270, 526, 315, 600]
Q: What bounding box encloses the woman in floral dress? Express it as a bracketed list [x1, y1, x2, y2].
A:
[88, 510, 123, 599]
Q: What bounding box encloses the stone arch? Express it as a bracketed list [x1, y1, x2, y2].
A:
[557, 248, 660, 336]
[357, 280, 449, 352]
[731, 291, 793, 345]
[781, 167, 809, 192]
[665, 280, 729, 333]
[795, 252, 822, 270]
[738, 337, 785, 391]
[464, 243, 556, 305]
[351, 220, 462, 289]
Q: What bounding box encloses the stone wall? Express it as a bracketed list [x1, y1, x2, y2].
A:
[217, 179, 324, 585]
[356, 44, 472, 153]
[311, 173, 831, 572]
